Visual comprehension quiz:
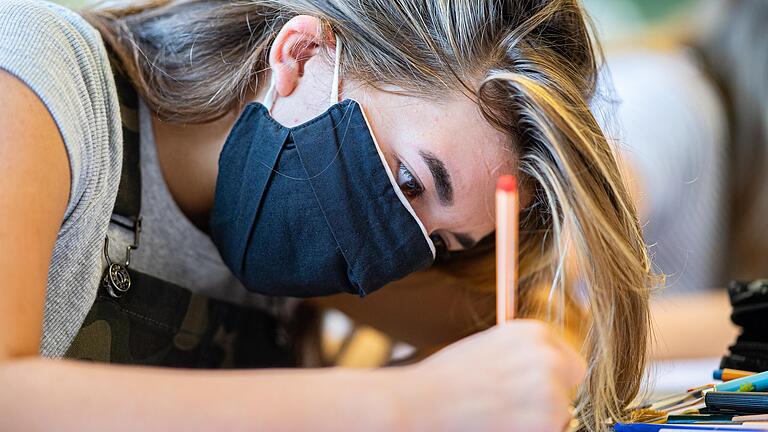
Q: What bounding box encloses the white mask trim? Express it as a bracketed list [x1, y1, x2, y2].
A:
[329, 34, 342, 106]
[357, 105, 437, 259]
[263, 73, 277, 113]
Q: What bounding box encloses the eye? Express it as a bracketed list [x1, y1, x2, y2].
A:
[397, 162, 424, 199]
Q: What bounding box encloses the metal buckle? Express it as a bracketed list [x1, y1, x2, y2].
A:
[102, 217, 142, 298]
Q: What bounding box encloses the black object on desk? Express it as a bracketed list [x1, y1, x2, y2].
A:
[720, 280, 768, 373]
[705, 391, 768, 414]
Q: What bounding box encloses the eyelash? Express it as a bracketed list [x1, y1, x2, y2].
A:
[430, 233, 449, 259]
[396, 161, 450, 257]
[397, 162, 424, 199]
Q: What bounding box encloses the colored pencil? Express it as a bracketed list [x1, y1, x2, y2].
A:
[715, 370, 768, 393]
[714, 369, 757, 382]
[496, 175, 518, 325]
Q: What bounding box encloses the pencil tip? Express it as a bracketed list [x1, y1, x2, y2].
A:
[496, 175, 517, 192]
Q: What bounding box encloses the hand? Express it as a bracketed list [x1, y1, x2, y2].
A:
[399, 320, 586, 432]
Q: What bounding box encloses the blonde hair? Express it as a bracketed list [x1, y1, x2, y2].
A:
[82, 0, 653, 430]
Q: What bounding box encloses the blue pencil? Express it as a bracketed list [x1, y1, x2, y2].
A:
[614, 423, 767, 431]
[714, 370, 768, 392]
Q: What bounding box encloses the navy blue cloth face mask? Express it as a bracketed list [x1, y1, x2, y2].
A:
[210, 37, 436, 297]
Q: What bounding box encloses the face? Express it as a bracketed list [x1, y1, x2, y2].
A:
[263, 19, 515, 252]
[352, 87, 515, 252]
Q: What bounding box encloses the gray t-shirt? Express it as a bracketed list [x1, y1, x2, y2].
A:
[0, 0, 282, 357]
[1, 0, 123, 357]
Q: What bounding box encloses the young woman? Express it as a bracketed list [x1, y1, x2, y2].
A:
[0, 0, 652, 430]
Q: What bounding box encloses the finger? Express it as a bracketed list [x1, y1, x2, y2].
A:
[495, 320, 586, 387]
[547, 387, 577, 432]
[492, 320, 588, 390]
[537, 326, 587, 386]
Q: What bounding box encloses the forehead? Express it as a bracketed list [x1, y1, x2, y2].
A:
[382, 91, 515, 231]
[425, 99, 514, 228]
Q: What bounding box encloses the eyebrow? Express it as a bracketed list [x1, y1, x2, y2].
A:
[419, 150, 454, 206]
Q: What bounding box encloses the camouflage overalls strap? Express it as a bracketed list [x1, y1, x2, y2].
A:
[64, 48, 298, 369]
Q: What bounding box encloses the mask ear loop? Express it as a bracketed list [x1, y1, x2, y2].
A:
[265, 34, 341, 113]
[263, 72, 277, 113]
[328, 34, 342, 107]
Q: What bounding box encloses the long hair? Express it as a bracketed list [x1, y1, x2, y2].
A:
[80, 1, 653, 430]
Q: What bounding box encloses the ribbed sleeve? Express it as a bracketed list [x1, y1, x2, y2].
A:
[0, 0, 122, 356]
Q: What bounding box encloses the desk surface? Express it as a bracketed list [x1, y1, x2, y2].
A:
[644, 357, 721, 398]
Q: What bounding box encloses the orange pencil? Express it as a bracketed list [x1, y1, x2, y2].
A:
[713, 368, 756, 382]
[496, 175, 518, 325]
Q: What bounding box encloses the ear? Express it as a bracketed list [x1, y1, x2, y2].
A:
[269, 15, 330, 97]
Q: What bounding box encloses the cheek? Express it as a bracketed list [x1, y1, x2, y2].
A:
[411, 196, 495, 239]
[440, 157, 513, 236]
[406, 198, 437, 233]
[449, 198, 496, 233]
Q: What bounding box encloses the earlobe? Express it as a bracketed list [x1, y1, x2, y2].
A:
[268, 15, 326, 97]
